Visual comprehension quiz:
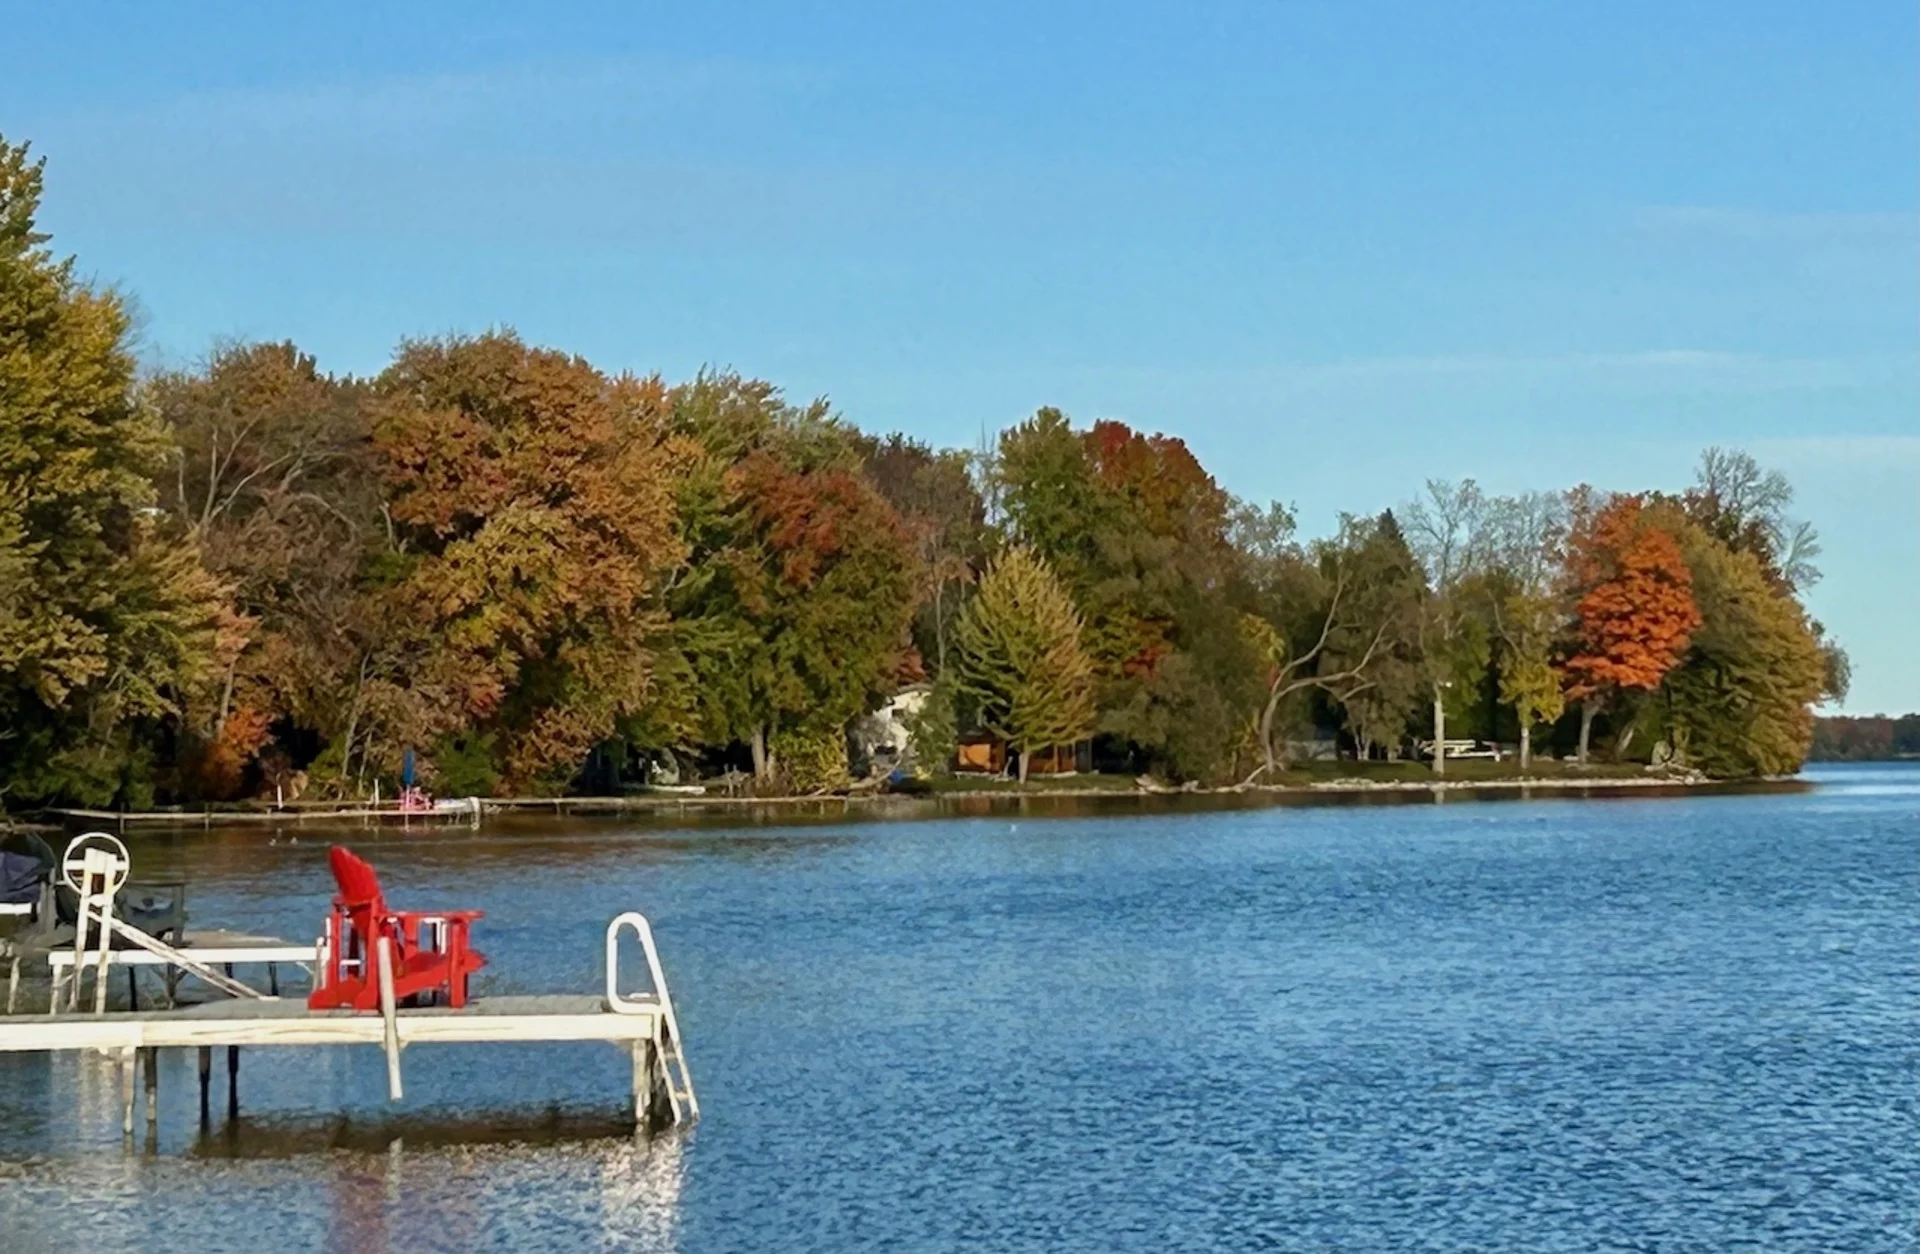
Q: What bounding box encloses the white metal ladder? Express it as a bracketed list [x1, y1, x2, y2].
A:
[607, 912, 698, 1124]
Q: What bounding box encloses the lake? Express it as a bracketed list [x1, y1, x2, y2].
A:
[2, 765, 1915, 1251]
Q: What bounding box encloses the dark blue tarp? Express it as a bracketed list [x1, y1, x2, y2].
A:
[0, 850, 45, 905]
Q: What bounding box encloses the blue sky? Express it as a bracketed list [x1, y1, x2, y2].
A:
[4, 2, 1915, 710]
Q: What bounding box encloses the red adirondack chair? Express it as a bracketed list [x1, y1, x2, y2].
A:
[308, 846, 485, 1011]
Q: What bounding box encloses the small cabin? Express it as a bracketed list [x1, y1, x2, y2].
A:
[954, 737, 1093, 776]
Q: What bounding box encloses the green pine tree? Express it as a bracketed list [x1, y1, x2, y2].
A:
[951, 546, 1096, 782]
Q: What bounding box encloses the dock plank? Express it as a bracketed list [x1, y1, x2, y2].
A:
[0, 994, 661, 1052]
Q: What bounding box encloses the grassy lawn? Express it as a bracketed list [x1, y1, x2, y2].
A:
[922, 772, 1143, 794]
[1268, 757, 1655, 786]
[917, 757, 1664, 794]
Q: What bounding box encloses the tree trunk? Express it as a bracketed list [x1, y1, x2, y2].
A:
[1017, 749, 1030, 784]
[1577, 701, 1596, 767]
[750, 725, 770, 782]
[1519, 723, 1532, 771]
[1431, 691, 1446, 777]
[1257, 684, 1282, 779]
[933, 578, 946, 672]
[339, 667, 369, 788]
[216, 660, 237, 732]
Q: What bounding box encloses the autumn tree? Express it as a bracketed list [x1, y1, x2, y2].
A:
[1658, 516, 1830, 777]
[1683, 447, 1821, 592]
[1327, 511, 1427, 760]
[0, 135, 226, 808]
[720, 453, 919, 781]
[665, 374, 919, 785]
[1078, 421, 1259, 779]
[147, 341, 378, 797]
[1403, 480, 1492, 775]
[1485, 492, 1569, 769]
[951, 546, 1097, 782]
[1497, 612, 1563, 769]
[857, 432, 987, 674]
[373, 332, 690, 792]
[992, 408, 1115, 591]
[1238, 509, 1414, 779]
[992, 409, 1261, 780]
[1561, 492, 1701, 765]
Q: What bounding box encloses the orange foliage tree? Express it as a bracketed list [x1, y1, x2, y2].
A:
[374, 332, 691, 792]
[1562, 492, 1702, 763]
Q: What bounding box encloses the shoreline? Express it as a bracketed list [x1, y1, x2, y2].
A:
[22, 767, 1810, 830]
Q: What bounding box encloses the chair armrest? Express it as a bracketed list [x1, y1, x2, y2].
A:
[390, 908, 485, 923]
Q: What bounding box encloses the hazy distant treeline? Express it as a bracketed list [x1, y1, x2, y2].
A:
[1811, 716, 1920, 762]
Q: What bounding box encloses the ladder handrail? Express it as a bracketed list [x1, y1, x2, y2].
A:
[605, 911, 698, 1122]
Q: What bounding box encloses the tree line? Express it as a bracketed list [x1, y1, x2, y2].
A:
[0, 135, 1849, 808]
[1810, 716, 1920, 762]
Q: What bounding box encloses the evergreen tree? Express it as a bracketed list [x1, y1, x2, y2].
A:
[951, 546, 1096, 782]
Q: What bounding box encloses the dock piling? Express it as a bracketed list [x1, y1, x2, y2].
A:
[197, 1045, 211, 1124]
[630, 1038, 649, 1125]
[376, 936, 404, 1101]
[143, 1046, 157, 1127]
[226, 1045, 239, 1120]
[119, 1046, 135, 1136]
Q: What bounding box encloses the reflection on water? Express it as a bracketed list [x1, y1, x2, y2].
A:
[601, 1133, 684, 1252]
[190, 1109, 642, 1157]
[1, 763, 1914, 1251]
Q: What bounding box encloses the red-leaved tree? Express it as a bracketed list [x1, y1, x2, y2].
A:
[1563, 491, 1702, 764]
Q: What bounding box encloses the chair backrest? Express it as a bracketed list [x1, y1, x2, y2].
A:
[328, 846, 386, 915]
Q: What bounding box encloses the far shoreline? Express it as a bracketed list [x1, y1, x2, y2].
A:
[19, 766, 1828, 834]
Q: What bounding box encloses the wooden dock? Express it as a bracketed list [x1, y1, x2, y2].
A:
[0, 993, 657, 1051]
[1, 839, 698, 1141]
[0, 994, 687, 1134]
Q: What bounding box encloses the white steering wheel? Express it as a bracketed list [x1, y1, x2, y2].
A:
[60, 831, 131, 897]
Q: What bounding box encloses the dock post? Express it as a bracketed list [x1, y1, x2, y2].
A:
[376, 936, 403, 1101]
[197, 1046, 211, 1123]
[226, 1045, 239, 1120]
[120, 1047, 135, 1136]
[629, 1038, 651, 1128]
[143, 1046, 158, 1128]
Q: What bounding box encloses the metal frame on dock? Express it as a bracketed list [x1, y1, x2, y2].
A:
[1, 837, 698, 1139]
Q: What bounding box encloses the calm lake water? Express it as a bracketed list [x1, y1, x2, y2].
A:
[2, 766, 1916, 1251]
